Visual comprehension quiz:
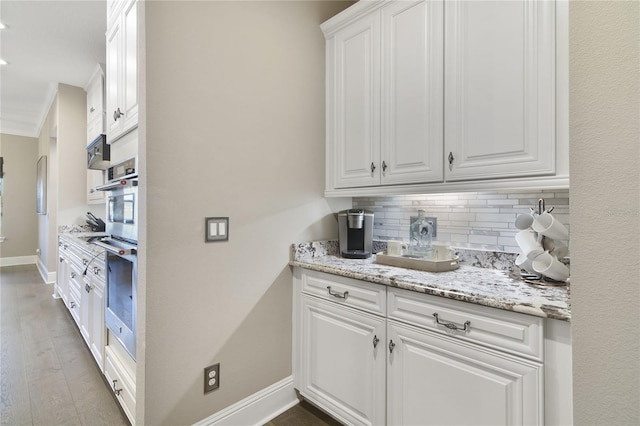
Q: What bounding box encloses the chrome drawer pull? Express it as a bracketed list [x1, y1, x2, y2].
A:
[112, 379, 122, 396]
[433, 313, 471, 332]
[326, 286, 349, 299]
[373, 335, 380, 348]
[389, 340, 396, 353]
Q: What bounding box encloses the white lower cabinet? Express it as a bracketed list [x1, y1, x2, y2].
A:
[294, 268, 559, 426]
[387, 320, 542, 425]
[300, 296, 386, 426]
[105, 344, 136, 424]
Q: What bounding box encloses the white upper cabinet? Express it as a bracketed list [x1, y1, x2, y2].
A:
[322, 0, 568, 196]
[381, 0, 444, 186]
[86, 64, 106, 146]
[444, 0, 556, 181]
[326, 11, 381, 189]
[324, 0, 443, 190]
[106, 0, 138, 144]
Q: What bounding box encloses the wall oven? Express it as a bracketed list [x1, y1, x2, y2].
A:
[95, 158, 138, 360]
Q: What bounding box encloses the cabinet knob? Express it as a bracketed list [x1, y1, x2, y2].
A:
[370, 162, 376, 173]
[382, 161, 387, 172]
[90, 107, 95, 113]
[373, 335, 380, 348]
[85, 283, 92, 293]
[113, 108, 123, 121]
[389, 340, 396, 353]
[448, 152, 455, 171]
[71, 272, 76, 279]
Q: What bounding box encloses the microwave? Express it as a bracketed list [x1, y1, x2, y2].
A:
[87, 134, 110, 170]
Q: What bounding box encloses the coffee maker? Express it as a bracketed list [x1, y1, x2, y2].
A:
[338, 209, 374, 259]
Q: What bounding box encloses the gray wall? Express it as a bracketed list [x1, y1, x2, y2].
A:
[0, 133, 39, 259]
[140, 1, 352, 424]
[570, 1, 639, 424]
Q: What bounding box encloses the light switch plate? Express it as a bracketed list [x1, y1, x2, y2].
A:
[205, 217, 229, 242]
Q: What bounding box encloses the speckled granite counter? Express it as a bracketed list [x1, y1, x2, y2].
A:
[290, 241, 570, 321]
[58, 230, 109, 258]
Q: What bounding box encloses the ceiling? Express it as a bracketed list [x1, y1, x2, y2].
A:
[1, 1, 106, 138]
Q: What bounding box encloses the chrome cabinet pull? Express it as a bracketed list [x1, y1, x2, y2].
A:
[448, 152, 454, 171]
[70, 301, 77, 309]
[370, 162, 376, 173]
[83, 258, 89, 266]
[389, 340, 396, 353]
[113, 108, 123, 121]
[93, 266, 100, 275]
[326, 286, 349, 299]
[373, 335, 380, 348]
[90, 107, 95, 113]
[382, 161, 387, 172]
[59, 257, 63, 263]
[70, 272, 76, 279]
[433, 313, 471, 332]
[85, 283, 92, 293]
[112, 379, 122, 396]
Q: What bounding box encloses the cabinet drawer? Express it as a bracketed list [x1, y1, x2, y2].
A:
[105, 346, 136, 424]
[388, 287, 543, 360]
[301, 270, 386, 316]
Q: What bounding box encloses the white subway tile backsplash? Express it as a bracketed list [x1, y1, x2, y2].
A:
[354, 189, 570, 253]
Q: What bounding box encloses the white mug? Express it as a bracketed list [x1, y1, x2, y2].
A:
[543, 238, 569, 259]
[431, 243, 454, 260]
[532, 212, 569, 241]
[515, 229, 544, 260]
[387, 241, 404, 256]
[532, 251, 570, 282]
[515, 252, 534, 273]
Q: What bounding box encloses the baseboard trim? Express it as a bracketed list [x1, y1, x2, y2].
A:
[36, 257, 56, 284]
[0, 255, 37, 267]
[193, 376, 299, 426]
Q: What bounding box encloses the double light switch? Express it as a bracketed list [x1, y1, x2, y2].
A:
[205, 217, 229, 242]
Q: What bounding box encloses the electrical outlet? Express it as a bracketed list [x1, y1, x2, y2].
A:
[204, 363, 220, 393]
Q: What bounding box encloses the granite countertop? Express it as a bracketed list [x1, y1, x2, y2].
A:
[290, 241, 570, 321]
[59, 228, 109, 257]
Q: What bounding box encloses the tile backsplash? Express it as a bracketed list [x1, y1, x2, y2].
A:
[353, 189, 570, 253]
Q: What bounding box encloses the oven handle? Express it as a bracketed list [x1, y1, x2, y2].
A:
[94, 240, 137, 256]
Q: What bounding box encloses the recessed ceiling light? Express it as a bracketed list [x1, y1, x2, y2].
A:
[0, 59, 7, 65]
[0, 23, 6, 30]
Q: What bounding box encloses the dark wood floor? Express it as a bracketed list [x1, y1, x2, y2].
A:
[1, 264, 340, 426]
[265, 400, 343, 426]
[0, 265, 128, 426]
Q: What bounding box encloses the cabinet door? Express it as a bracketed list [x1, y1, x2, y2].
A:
[106, 16, 122, 140]
[444, 0, 555, 181]
[56, 253, 70, 304]
[121, 0, 138, 133]
[387, 320, 543, 426]
[90, 279, 106, 370]
[300, 296, 386, 426]
[87, 170, 105, 204]
[381, 0, 443, 185]
[80, 278, 91, 345]
[328, 11, 381, 189]
[86, 70, 105, 145]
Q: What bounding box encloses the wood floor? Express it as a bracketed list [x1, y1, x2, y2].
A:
[0, 265, 128, 426]
[1, 264, 340, 426]
[265, 400, 343, 426]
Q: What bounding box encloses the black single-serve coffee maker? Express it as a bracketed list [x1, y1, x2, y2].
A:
[338, 209, 374, 259]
